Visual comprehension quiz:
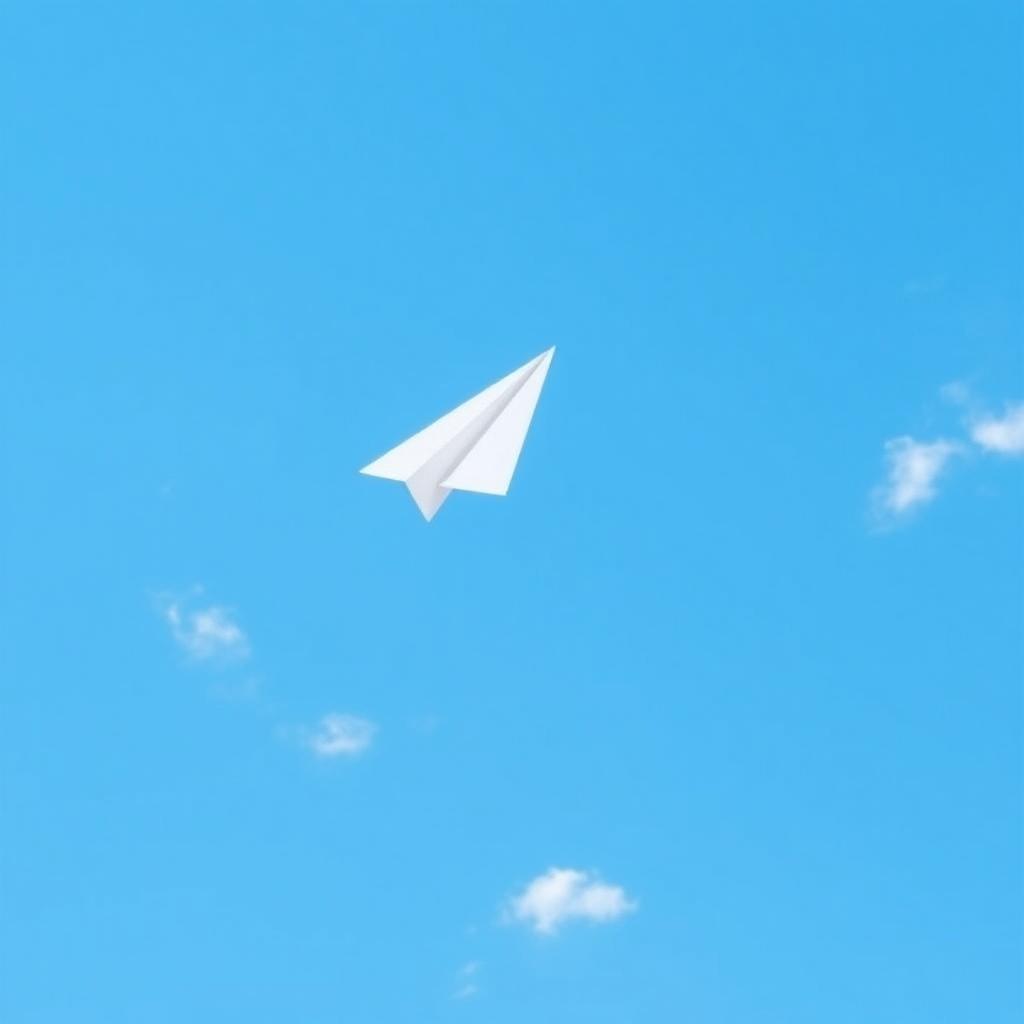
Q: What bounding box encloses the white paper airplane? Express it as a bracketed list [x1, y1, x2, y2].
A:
[360, 347, 555, 521]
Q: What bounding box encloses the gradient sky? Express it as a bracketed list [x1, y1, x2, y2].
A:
[2, 3, 1022, 1022]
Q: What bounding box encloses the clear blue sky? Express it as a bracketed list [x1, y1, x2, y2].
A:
[2, 3, 1021, 1021]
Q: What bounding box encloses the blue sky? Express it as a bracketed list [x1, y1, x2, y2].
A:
[1, 3, 1021, 1021]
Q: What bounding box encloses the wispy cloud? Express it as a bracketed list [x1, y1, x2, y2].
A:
[939, 379, 972, 407]
[871, 386, 1023, 528]
[969, 403, 1024, 455]
[452, 961, 480, 1000]
[305, 713, 377, 758]
[873, 436, 961, 521]
[157, 593, 379, 761]
[506, 867, 636, 935]
[162, 595, 250, 662]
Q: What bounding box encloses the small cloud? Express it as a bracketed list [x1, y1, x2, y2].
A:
[452, 961, 480, 1000]
[305, 713, 376, 758]
[939, 379, 972, 407]
[873, 436, 961, 520]
[505, 867, 636, 935]
[970, 403, 1024, 455]
[162, 595, 250, 662]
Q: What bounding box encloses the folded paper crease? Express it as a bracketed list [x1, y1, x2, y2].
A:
[360, 348, 555, 520]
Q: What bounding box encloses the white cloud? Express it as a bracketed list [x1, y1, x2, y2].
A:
[306, 713, 376, 758]
[506, 867, 636, 935]
[452, 961, 480, 1000]
[874, 436, 961, 518]
[970, 403, 1024, 455]
[163, 599, 250, 661]
[939, 379, 972, 406]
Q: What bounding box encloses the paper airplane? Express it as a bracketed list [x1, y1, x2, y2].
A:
[360, 347, 555, 521]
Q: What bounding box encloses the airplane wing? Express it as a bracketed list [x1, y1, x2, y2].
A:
[440, 349, 553, 496]
[360, 347, 555, 521]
